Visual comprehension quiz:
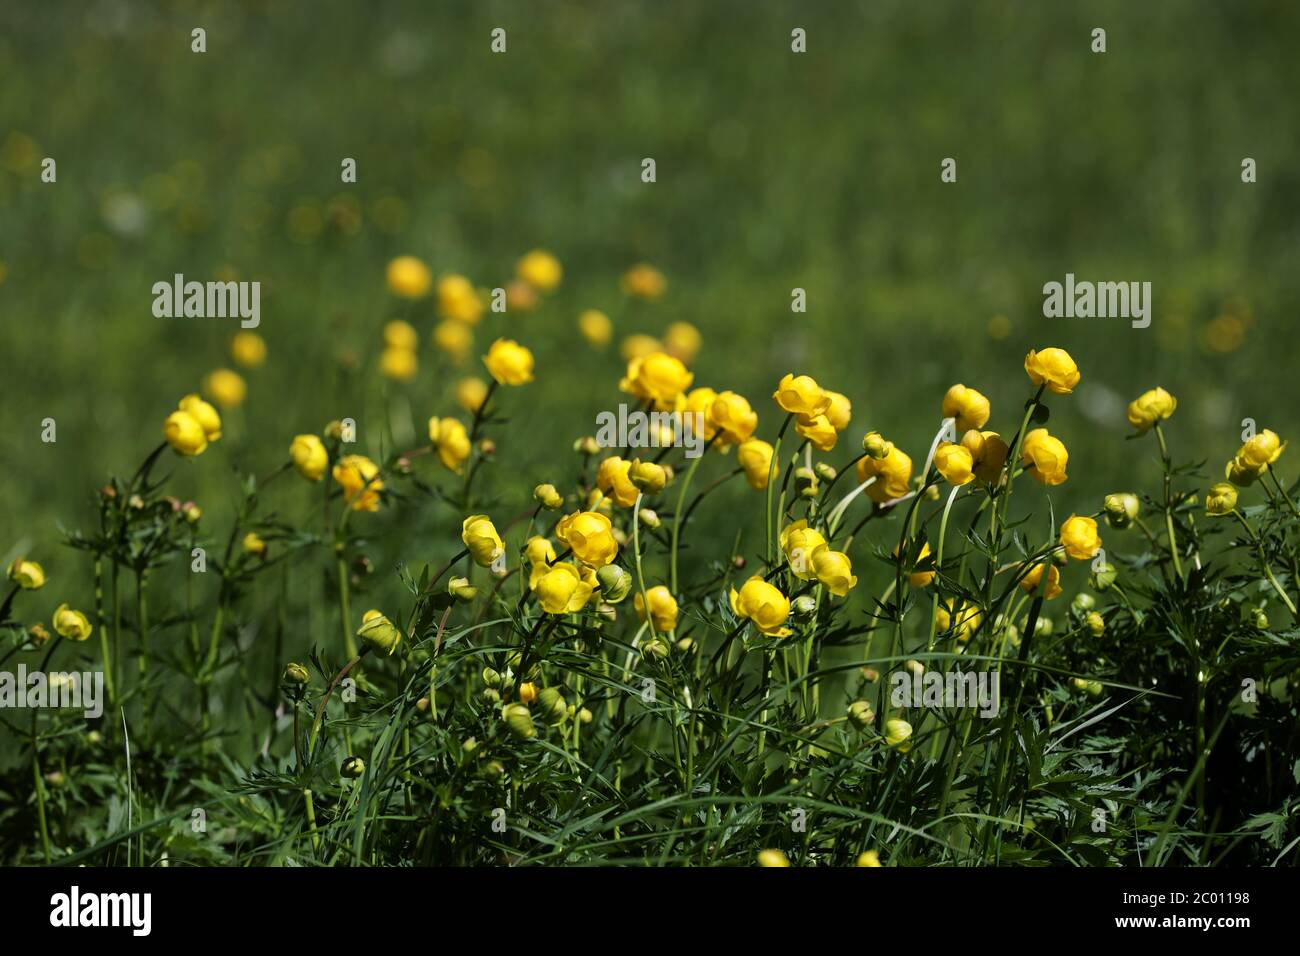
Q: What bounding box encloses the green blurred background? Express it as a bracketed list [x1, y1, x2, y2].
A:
[2, 0, 1298, 629]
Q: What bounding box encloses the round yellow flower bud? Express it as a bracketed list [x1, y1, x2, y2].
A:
[620, 263, 666, 300]
[709, 391, 758, 447]
[517, 681, 538, 705]
[242, 532, 267, 557]
[289, 434, 328, 482]
[1059, 515, 1101, 561]
[1103, 492, 1140, 528]
[386, 255, 432, 299]
[729, 576, 792, 637]
[1021, 428, 1068, 485]
[856, 850, 883, 867]
[1020, 562, 1062, 600]
[356, 611, 401, 656]
[178, 394, 222, 442]
[663, 321, 701, 364]
[847, 700, 875, 730]
[857, 445, 913, 503]
[52, 603, 93, 641]
[379, 346, 418, 382]
[619, 352, 693, 410]
[333, 455, 384, 512]
[737, 439, 777, 491]
[1023, 347, 1081, 395]
[883, 717, 913, 750]
[536, 563, 594, 614]
[436, 274, 483, 323]
[229, 330, 267, 368]
[456, 376, 490, 414]
[1205, 482, 1238, 516]
[1126, 386, 1177, 433]
[628, 459, 668, 495]
[164, 410, 208, 456]
[461, 515, 504, 568]
[773, 373, 830, 417]
[1237, 429, 1286, 472]
[934, 441, 975, 486]
[555, 510, 619, 568]
[428, 417, 471, 473]
[516, 249, 562, 292]
[483, 338, 535, 386]
[202, 368, 247, 408]
[382, 319, 419, 351]
[812, 549, 857, 596]
[779, 520, 828, 579]
[1086, 611, 1105, 637]
[577, 309, 612, 347]
[862, 431, 894, 459]
[433, 318, 473, 363]
[634, 585, 679, 632]
[942, 384, 991, 433]
[757, 849, 791, 867]
[534, 483, 564, 510]
[7, 557, 46, 590]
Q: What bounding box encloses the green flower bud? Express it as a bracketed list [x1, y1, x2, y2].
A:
[847, 700, 875, 730]
[596, 564, 632, 603]
[356, 612, 401, 656]
[449, 576, 478, 602]
[340, 755, 366, 778]
[1103, 492, 1140, 529]
[1071, 592, 1096, 612]
[578, 707, 593, 725]
[533, 483, 564, 509]
[863, 432, 893, 459]
[502, 702, 536, 739]
[281, 661, 310, 698]
[481, 687, 501, 703]
[637, 507, 661, 529]
[1089, 561, 1118, 591]
[814, 462, 837, 482]
[1086, 611, 1105, 637]
[574, 436, 601, 456]
[640, 637, 671, 661]
[537, 687, 567, 724]
[792, 594, 817, 616]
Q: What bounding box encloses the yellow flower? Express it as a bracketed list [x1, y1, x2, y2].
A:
[1021, 428, 1068, 485]
[942, 384, 991, 432]
[242, 532, 267, 557]
[895, 541, 934, 588]
[795, 413, 838, 452]
[525, 535, 558, 589]
[536, 563, 595, 614]
[1023, 347, 1081, 395]
[178, 394, 222, 442]
[433, 318, 473, 363]
[333, 455, 384, 512]
[663, 321, 701, 364]
[709, 391, 758, 447]
[812, 549, 857, 596]
[383, 319, 419, 351]
[1020, 562, 1062, 600]
[483, 338, 535, 386]
[856, 850, 882, 867]
[555, 511, 619, 567]
[619, 351, 693, 410]
[52, 603, 92, 641]
[357, 610, 402, 656]
[596, 456, 640, 508]
[773, 373, 830, 417]
[1233, 429, 1286, 478]
[620, 333, 662, 360]
[862, 432, 894, 459]
[857, 445, 913, 503]
[936, 600, 981, 641]
[436, 274, 483, 323]
[230, 330, 267, 368]
[516, 249, 562, 292]
[757, 849, 790, 868]
[635, 585, 679, 632]
[737, 439, 777, 490]
[628, 459, 668, 495]
[456, 376, 489, 414]
[164, 410, 208, 456]
[883, 717, 913, 750]
[1205, 482, 1238, 516]
[962, 429, 1009, 484]
[428, 417, 471, 473]
[7, 557, 45, 590]
[779, 520, 828, 579]
[1059, 515, 1101, 560]
[534, 483, 564, 510]
[461, 515, 504, 568]
[386, 255, 432, 299]
[933, 442, 974, 486]
[729, 576, 792, 637]
[289, 434, 328, 482]
[203, 368, 247, 408]
[823, 391, 852, 432]
[379, 346, 418, 382]
[578, 309, 612, 347]
[1126, 387, 1177, 433]
[504, 279, 538, 313]
[621, 263, 666, 300]
[680, 387, 718, 441]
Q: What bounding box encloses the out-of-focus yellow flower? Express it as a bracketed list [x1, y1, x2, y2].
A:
[1205, 482, 1238, 516]
[795, 413, 838, 452]
[52, 603, 93, 641]
[961, 430, 1009, 484]
[164, 410, 208, 456]
[596, 456, 640, 507]
[534, 483, 564, 510]
[7, 557, 45, 590]
[942, 384, 991, 433]
[757, 849, 790, 868]
[386, 255, 432, 299]
[1059, 515, 1101, 560]
[1021, 428, 1068, 485]
[621, 263, 666, 300]
[895, 541, 934, 587]
[203, 368, 247, 408]
[663, 321, 701, 364]
[455, 376, 489, 413]
[333, 455, 384, 511]
[379, 346, 418, 382]
[813, 549, 857, 596]
[230, 330, 267, 368]
[737, 439, 776, 490]
[517, 249, 562, 292]
[578, 309, 612, 347]
[517, 681, 538, 705]
[620, 333, 662, 360]
[242, 532, 267, 557]
[555, 511, 619, 567]
[883, 717, 913, 751]
[504, 279, 538, 313]
[936, 600, 981, 641]
[436, 274, 483, 324]
[357, 610, 402, 655]
[709, 391, 758, 447]
[178, 394, 222, 442]
[634, 585, 679, 631]
[1020, 562, 1062, 600]
[857, 445, 913, 503]
[483, 338, 535, 385]
[382, 319, 419, 351]
[536, 562, 595, 613]
[780, 520, 827, 579]
[619, 351, 693, 410]
[1126, 387, 1177, 433]
[729, 576, 792, 637]
[773, 373, 830, 417]
[289, 434, 328, 481]
[1024, 347, 1080, 395]
[461, 515, 504, 568]
[857, 850, 882, 867]
[628, 459, 668, 495]
[823, 391, 852, 432]
[933, 442, 974, 485]
[428, 417, 471, 473]
[433, 319, 473, 363]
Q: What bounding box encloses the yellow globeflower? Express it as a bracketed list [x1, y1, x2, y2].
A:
[895, 541, 934, 588]
[620, 263, 666, 300]
[680, 387, 719, 441]
[737, 439, 777, 490]
[555, 511, 619, 567]
[936, 600, 981, 641]
[456, 376, 489, 413]
[461, 515, 504, 568]
[483, 338, 535, 386]
[620, 333, 663, 360]
[812, 549, 857, 596]
[857, 445, 913, 503]
[1021, 428, 1068, 485]
[333, 455, 384, 512]
[1024, 347, 1081, 395]
[203, 368, 247, 408]
[525, 535, 558, 590]
[289, 434, 328, 481]
[242, 532, 267, 557]
[428, 417, 471, 474]
[436, 274, 483, 323]
[229, 330, 267, 368]
[709, 391, 758, 447]
[729, 576, 792, 637]
[52, 603, 93, 641]
[1126, 387, 1177, 433]
[7, 557, 46, 590]
[164, 410, 208, 457]
[942, 384, 991, 433]
[933, 442, 974, 486]
[1235, 429, 1286, 475]
[357, 611, 402, 656]
[1205, 482, 1238, 516]
[386, 255, 432, 299]
[962, 429, 1009, 484]
[1020, 562, 1062, 600]
[178, 394, 222, 442]
[757, 849, 790, 868]
[383, 319, 419, 351]
[516, 249, 562, 292]
[862, 432, 894, 459]
[773, 373, 830, 417]
[795, 413, 838, 452]
[857, 850, 883, 867]
[663, 321, 702, 364]
[824, 391, 852, 432]
[379, 346, 418, 382]
[628, 459, 668, 494]
[619, 351, 693, 410]
[596, 456, 640, 508]
[433, 319, 473, 363]
[779, 520, 828, 579]
[578, 309, 612, 347]
[634, 585, 679, 632]
[536, 563, 595, 614]
[1059, 515, 1101, 560]
[883, 717, 913, 751]
[504, 279, 538, 313]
